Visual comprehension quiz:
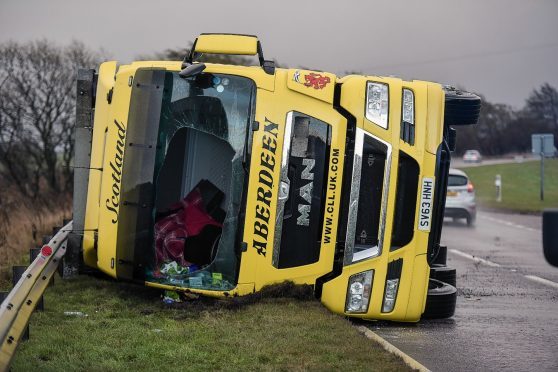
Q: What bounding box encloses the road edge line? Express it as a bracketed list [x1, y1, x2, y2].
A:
[449, 248, 501, 267]
[356, 326, 430, 372]
[524, 275, 558, 289]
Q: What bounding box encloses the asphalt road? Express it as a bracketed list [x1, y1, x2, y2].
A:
[369, 211, 558, 371]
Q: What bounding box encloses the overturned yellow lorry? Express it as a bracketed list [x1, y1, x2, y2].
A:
[68, 34, 480, 322]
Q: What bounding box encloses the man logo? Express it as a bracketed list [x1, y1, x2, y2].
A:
[297, 158, 315, 226]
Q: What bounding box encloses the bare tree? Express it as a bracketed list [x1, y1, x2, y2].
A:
[0, 40, 100, 201]
[524, 83, 558, 132]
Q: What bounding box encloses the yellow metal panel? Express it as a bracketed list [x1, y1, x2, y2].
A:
[145, 281, 255, 298]
[318, 76, 443, 321]
[238, 69, 346, 289]
[83, 61, 117, 269]
[96, 66, 134, 278]
[404, 254, 430, 321]
[320, 248, 429, 322]
[94, 61, 274, 278]
[195, 34, 259, 55]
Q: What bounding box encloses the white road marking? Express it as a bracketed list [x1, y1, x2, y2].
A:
[478, 214, 539, 232]
[357, 326, 431, 372]
[449, 248, 501, 267]
[449, 249, 558, 290]
[524, 275, 558, 290]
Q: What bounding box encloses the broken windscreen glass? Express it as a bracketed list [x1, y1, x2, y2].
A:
[117, 69, 255, 291]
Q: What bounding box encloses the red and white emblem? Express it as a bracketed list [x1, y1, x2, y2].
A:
[303, 72, 330, 90]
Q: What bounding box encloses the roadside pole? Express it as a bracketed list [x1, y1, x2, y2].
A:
[495, 174, 502, 202]
[540, 142, 544, 201]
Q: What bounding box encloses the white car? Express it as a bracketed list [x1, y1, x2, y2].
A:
[463, 150, 482, 163]
[445, 168, 476, 226]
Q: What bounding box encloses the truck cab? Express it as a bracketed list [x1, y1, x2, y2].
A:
[71, 34, 479, 321]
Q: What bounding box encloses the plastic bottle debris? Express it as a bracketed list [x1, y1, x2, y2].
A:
[160, 261, 188, 276]
[64, 311, 88, 317]
[162, 290, 181, 304]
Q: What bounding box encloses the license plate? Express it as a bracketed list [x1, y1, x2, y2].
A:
[447, 191, 458, 197]
[418, 177, 435, 231]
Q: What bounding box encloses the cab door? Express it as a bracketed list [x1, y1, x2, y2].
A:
[238, 69, 348, 289]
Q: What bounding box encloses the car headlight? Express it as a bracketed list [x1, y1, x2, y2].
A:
[345, 270, 374, 313]
[366, 82, 389, 129]
[382, 259, 403, 313]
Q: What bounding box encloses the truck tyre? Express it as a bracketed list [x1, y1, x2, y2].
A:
[542, 209, 558, 267]
[432, 245, 447, 266]
[430, 265, 456, 287]
[423, 279, 457, 319]
[443, 86, 481, 126]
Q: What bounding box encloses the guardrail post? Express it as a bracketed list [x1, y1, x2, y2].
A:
[29, 248, 45, 311]
[12, 266, 29, 341]
[65, 232, 82, 278]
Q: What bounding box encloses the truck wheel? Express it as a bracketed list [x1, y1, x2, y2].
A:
[430, 265, 456, 287]
[443, 86, 481, 126]
[423, 279, 457, 319]
[432, 245, 447, 266]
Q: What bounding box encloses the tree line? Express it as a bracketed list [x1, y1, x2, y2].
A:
[0, 39, 556, 206]
[0, 40, 100, 204]
[454, 85, 558, 156]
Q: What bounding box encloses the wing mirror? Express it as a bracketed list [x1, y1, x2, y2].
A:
[179, 63, 206, 79]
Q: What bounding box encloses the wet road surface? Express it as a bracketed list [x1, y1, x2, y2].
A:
[369, 211, 558, 371]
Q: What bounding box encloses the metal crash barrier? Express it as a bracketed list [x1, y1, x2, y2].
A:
[0, 221, 73, 370]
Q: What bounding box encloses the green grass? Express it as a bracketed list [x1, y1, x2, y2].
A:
[458, 159, 558, 213]
[12, 276, 408, 371]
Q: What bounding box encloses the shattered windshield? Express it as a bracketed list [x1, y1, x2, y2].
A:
[117, 69, 255, 291]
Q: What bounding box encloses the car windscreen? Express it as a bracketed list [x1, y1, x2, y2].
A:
[448, 175, 468, 187]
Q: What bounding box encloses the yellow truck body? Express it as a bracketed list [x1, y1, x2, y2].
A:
[73, 34, 474, 321]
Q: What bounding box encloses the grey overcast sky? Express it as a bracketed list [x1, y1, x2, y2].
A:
[1, 0, 557, 108]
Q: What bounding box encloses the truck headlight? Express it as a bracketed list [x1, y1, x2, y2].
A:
[366, 82, 389, 129]
[382, 259, 403, 313]
[402, 89, 414, 124]
[382, 279, 399, 313]
[400, 88, 415, 145]
[345, 270, 374, 313]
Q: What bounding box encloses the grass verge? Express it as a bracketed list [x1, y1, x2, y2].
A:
[12, 276, 409, 371]
[458, 159, 558, 213]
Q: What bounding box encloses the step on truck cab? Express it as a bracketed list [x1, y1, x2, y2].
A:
[69, 34, 480, 321]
